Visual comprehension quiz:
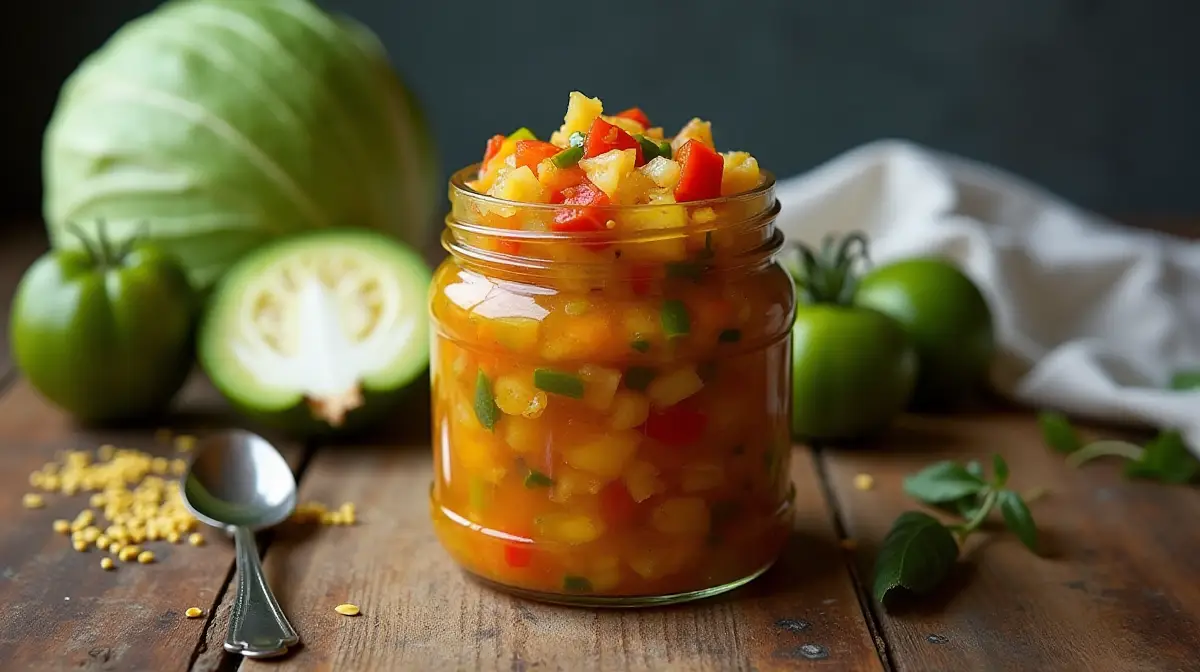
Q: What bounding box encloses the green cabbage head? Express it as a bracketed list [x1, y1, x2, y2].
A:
[43, 0, 438, 289]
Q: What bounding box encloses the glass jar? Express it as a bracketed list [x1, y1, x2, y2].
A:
[429, 165, 796, 606]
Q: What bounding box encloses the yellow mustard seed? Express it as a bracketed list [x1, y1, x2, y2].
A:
[100, 557, 115, 571]
[72, 539, 89, 552]
[188, 533, 205, 547]
[166, 532, 180, 544]
[118, 546, 140, 562]
[82, 527, 100, 543]
[170, 459, 188, 477]
[22, 493, 45, 509]
[29, 473, 43, 488]
[174, 435, 196, 452]
[150, 457, 169, 475]
[97, 444, 116, 461]
[334, 603, 360, 616]
[137, 551, 155, 564]
[95, 535, 110, 550]
[185, 607, 203, 619]
[853, 473, 875, 491]
[109, 543, 123, 554]
[52, 519, 71, 534]
[89, 493, 107, 508]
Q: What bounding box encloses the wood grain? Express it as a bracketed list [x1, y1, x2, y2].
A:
[821, 412, 1200, 672]
[0, 377, 304, 672]
[0, 228, 47, 378]
[200, 445, 882, 672]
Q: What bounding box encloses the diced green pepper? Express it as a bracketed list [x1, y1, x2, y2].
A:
[474, 369, 499, 430]
[507, 127, 537, 141]
[533, 368, 585, 398]
[718, 329, 742, 343]
[568, 131, 586, 148]
[624, 366, 657, 391]
[552, 146, 584, 168]
[635, 134, 661, 162]
[630, 339, 651, 353]
[656, 139, 672, 160]
[660, 300, 691, 338]
[524, 470, 554, 488]
[562, 575, 593, 593]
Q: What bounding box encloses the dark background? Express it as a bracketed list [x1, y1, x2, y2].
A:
[4, 0, 1200, 230]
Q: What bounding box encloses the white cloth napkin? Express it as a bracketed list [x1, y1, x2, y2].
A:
[772, 140, 1200, 454]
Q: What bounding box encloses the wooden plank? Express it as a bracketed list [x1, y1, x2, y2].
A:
[0, 376, 305, 672]
[203, 445, 881, 672]
[822, 412, 1200, 672]
[0, 227, 48, 378]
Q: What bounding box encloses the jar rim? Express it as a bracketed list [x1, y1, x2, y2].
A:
[448, 163, 777, 213]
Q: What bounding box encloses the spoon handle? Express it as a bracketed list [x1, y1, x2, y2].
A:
[225, 526, 300, 658]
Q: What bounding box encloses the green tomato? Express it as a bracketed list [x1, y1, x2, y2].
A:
[791, 305, 917, 441]
[9, 230, 195, 423]
[854, 257, 994, 410]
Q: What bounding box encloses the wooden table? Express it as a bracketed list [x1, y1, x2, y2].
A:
[1, 229, 1197, 672]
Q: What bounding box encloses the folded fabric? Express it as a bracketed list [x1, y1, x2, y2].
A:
[772, 140, 1200, 454]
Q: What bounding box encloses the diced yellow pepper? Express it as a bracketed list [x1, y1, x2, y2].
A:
[540, 312, 613, 361]
[487, 165, 548, 204]
[619, 192, 689, 262]
[626, 541, 689, 580]
[586, 554, 622, 591]
[651, 497, 710, 536]
[721, 151, 761, 195]
[646, 366, 704, 408]
[549, 466, 605, 503]
[614, 170, 656, 205]
[601, 114, 645, 135]
[536, 512, 605, 545]
[579, 149, 637, 198]
[639, 157, 681, 190]
[563, 431, 641, 479]
[457, 435, 507, 484]
[608, 390, 651, 431]
[643, 126, 665, 140]
[550, 91, 603, 146]
[494, 374, 548, 418]
[479, 317, 540, 353]
[501, 416, 545, 454]
[622, 459, 665, 503]
[681, 461, 725, 493]
[579, 364, 622, 412]
[622, 306, 662, 342]
[671, 118, 714, 152]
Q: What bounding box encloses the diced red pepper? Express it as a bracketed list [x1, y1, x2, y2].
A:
[643, 401, 709, 447]
[599, 481, 640, 528]
[514, 140, 561, 172]
[553, 180, 611, 249]
[480, 134, 505, 173]
[503, 543, 532, 568]
[584, 117, 643, 164]
[629, 264, 655, 296]
[615, 107, 651, 129]
[674, 139, 725, 202]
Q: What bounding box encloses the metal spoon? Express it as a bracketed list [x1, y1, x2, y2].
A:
[181, 430, 300, 659]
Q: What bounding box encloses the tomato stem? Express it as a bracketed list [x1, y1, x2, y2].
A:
[788, 231, 871, 305]
[65, 219, 138, 269]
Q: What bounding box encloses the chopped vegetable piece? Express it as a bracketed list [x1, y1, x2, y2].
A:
[674, 139, 724, 202]
[656, 139, 673, 160]
[503, 543, 532, 568]
[568, 131, 587, 148]
[551, 146, 584, 169]
[533, 369, 585, 399]
[623, 366, 657, 391]
[608, 390, 651, 430]
[615, 107, 651, 128]
[480, 134, 505, 173]
[474, 370, 499, 430]
[718, 329, 742, 343]
[564, 431, 641, 478]
[515, 140, 561, 171]
[635, 135, 663, 163]
[563, 575, 593, 593]
[660, 300, 691, 338]
[630, 339, 650, 353]
[583, 117, 643, 164]
[552, 179, 610, 236]
[524, 470, 555, 488]
[508, 127, 537, 142]
[645, 402, 708, 446]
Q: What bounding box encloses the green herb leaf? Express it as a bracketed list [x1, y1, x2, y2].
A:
[1038, 411, 1081, 454]
[562, 575, 593, 593]
[1169, 369, 1200, 390]
[998, 490, 1038, 552]
[551, 145, 584, 168]
[567, 131, 586, 148]
[872, 511, 960, 605]
[991, 454, 1010, 488]
[718, 329, 742, 343]
[1125, 430, 1200, 484]
[533, 369, 585, 399]
[624, 366, 657, 391]
[524, 470, 555, 488]
[630, 339, 651, 353]
[473, 370, 499, 431]
[661, 300, 691, 338]
[903, 461, 987, 503]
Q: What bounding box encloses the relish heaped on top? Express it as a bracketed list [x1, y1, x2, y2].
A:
[430, 91, 793, 606]
[467, 91, 762, 218]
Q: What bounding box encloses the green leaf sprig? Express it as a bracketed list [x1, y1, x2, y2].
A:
[1036, 411, 1200, 484]
[873, 454, 1039, 607]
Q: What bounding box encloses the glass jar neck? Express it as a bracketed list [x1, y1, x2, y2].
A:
[443, 165, 783, 281]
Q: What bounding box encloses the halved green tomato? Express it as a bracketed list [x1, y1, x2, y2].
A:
[198, 229, 431, 437]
